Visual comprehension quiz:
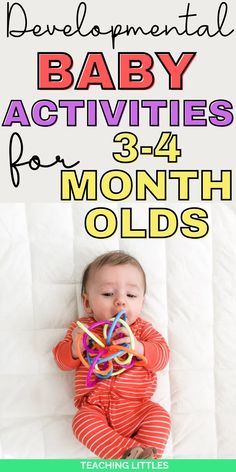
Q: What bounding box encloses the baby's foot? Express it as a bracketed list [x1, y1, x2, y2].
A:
[122, 446, 157, 459]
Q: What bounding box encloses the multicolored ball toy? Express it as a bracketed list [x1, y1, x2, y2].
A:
[76, 310, 147, 388]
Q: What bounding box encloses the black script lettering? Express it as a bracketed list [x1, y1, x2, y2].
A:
[7, 2, 28, 37]
[6, 1, 234, 48]
[9, 132, 80, 187]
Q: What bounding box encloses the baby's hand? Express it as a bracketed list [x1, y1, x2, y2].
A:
[112, 327, 144, 355]
[71, 325, 87, 359]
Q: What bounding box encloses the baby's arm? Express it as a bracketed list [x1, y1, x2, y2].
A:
[53, 321, 83, 371]
[138, 320, 170, 373]
[111, 319, 169, 373]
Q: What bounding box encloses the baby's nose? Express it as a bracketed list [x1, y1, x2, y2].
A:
[114, 295, 126, 307]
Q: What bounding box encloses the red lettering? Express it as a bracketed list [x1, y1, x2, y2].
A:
[38, 52, 74, 89]
[75, 53, 115, 89]
[156, 52, 196, 90]
[119, 53, 154, 89]
[37, 51, 196, 91]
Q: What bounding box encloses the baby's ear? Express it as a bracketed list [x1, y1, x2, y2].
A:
[82, 293, 93, 314]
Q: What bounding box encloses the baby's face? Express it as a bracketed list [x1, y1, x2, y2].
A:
[83, 263, 145, 325]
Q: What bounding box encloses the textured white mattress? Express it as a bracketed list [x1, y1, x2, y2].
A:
[0, 202, 236, 459]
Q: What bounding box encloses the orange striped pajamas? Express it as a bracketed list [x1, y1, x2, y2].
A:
[53, 316, 171, 459]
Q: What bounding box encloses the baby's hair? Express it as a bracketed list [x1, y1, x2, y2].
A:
[81, 250, 146, 295]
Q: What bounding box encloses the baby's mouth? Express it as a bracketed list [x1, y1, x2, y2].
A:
[110, 312, 129, 322]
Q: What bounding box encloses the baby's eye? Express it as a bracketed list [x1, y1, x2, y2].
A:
[127, 293, 137, 298]
[102, 292, 113, 297]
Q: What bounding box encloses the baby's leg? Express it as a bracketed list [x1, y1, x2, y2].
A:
[72, 404, 152, 459]
[132, 402, 171, 458]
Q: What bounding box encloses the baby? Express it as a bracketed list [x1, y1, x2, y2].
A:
[53, 250, 171, 459]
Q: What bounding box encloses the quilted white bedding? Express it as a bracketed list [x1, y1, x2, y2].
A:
[0, 202, 236, 459]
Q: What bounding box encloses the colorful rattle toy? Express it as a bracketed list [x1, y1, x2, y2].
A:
[76, 310, 147, 388]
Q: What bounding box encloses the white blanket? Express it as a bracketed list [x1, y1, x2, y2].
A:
[0, 202, 236, 458]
